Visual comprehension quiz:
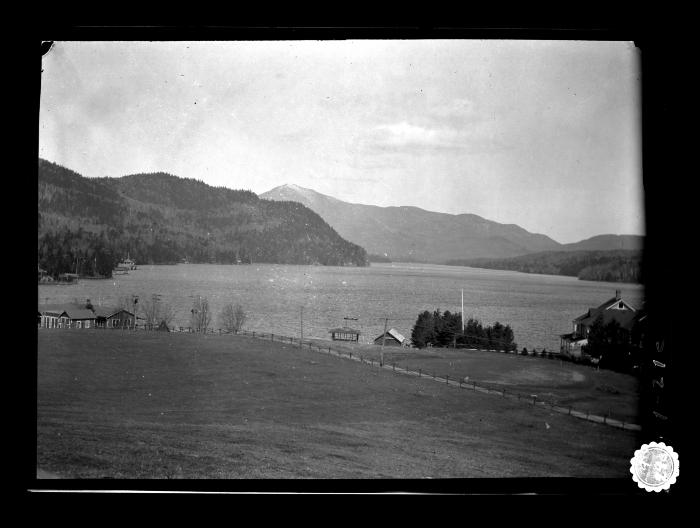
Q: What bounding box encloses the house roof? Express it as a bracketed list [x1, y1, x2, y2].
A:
[38, 303, 95, 320]
[329, 326, 361, 334]
[62, 307, 97, 320]
[93, 306, 134, 318]
[595, 295, 637, 312]
[375, 328, 406, 343]
[573, 293, 638, 324]
[577, 307, 639, 331]
[38, 304, 69, 316]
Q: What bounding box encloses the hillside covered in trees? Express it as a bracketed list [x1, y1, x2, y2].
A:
[37, 159, 369, 277]
[446, 250, 643, 284]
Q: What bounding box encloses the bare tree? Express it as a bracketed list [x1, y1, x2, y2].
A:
[140, 294, 176, 330]
[190, 296, 211, 333]
[219, 303, 247, 334]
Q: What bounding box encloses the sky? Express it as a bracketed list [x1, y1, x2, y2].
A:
[39, 40, 643, 244]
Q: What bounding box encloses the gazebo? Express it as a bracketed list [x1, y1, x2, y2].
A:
[329, 326, 361, 342]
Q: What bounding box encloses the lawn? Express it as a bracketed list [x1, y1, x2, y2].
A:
[37, 329, 640, 479]
[311, 340, 641, 423]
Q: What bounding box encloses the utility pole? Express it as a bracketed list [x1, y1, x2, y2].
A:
[132, 295, 138, 330]
[461, 289, 464, 334]
[381, 317, 388, 366]
[300, 306, 304, 348]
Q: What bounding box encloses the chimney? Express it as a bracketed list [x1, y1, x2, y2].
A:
[615, 289, 621, 300]
[85, 298, 93, 310]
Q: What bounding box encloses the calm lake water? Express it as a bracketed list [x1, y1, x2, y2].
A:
[37, 263, 645, 352]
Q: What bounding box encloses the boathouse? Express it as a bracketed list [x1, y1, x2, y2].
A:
[374, 328, 407, 347]
[329, 326, 361, 342]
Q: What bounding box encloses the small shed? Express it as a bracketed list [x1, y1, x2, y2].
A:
[329, 326, 361, 342]
[374, 328, 407, 347]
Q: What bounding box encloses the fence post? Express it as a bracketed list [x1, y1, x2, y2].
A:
[502, 389, 506, 397]
[446, 375, 449, 385]
[349, 351, 352, 359]
[271, 333, 274, 341]
[459, 379, 462, 388]
[532, 396, 537, 405]
[569, 406, 572, 415]
[473, 381, 476, 390]
[418, 369, 421, 378]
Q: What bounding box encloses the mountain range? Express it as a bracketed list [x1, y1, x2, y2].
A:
[37, 159, 368, 276]
[260, 184, 644, 263]
[37, 158, 643, 281]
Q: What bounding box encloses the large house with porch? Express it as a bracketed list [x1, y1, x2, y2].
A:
[559, 290, 643, 357]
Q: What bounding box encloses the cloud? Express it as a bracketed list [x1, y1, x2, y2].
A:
[428, 97, 478, 125]
[360, 120, 504, 156]
[372, 122, 442, 148]
[352, 96, 502, 156]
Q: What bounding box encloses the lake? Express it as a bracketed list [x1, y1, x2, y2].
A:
[37, 263, 645, 352]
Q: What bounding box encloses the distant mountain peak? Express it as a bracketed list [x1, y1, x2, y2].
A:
[263, 183, 342, 204]
[261, 182, 562, 262]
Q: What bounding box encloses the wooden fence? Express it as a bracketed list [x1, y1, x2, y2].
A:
[38, 324, 641, 431]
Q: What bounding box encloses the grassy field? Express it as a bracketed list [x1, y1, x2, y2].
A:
[311, 340, 641, 423]
[37, 329, 640, 479]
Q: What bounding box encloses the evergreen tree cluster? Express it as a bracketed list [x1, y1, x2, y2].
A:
[410, 309, 516, 351]
[37, 159, 369, 277]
